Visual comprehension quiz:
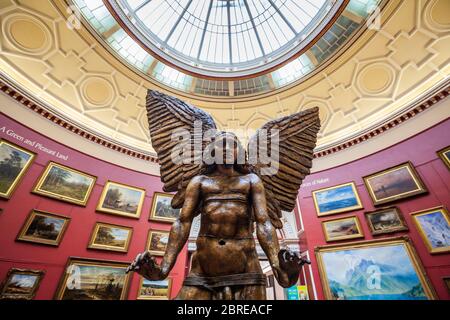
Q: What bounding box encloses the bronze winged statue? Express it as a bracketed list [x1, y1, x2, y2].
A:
[127, 90, 321, 300]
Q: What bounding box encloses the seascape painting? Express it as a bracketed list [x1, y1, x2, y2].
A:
[89, 223, 132, 252]
[365, 207, 408, 235]
[137, 279, 171, 300]
[150, 193, 180, 222]
[313, 182, 362, 216]
[412, 207, 450, 254]
[322, 216, 363, 241]
[97, 181, 145, 218]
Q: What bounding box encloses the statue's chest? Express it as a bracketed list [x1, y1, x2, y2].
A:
[202, 176, 250, 195]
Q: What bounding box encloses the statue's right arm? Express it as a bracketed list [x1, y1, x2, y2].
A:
[159, 176, 202, 277]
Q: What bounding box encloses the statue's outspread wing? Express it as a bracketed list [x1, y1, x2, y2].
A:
[248, 107, 321, 228]
[146, 90, 217, 208]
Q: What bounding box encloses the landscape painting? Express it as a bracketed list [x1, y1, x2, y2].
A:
[312, 182, 363, 216]
[137, 278, 171, 300]
[0, 140, 35, 199]
[363, 162, 427, 206]
[365, 207, 408, 235]
[88, 223, 133, 253]
[0, 269, 44, 300]
[412, 207, 450, 254]
[150, 192, 180, 223]
[316, 238, 435, 300]
[147, 230, 169, 256]
[17, 210, 70, 246]
[97, 181, 145, 218]
[55, 258, 131, 300]
[322, 216, 364, 242]
[33, 162, 96, 206]
[437, 146, 450, 170]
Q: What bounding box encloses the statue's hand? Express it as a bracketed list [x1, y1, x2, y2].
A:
[126, 251, 166, 281]
[273, 249, 311, 288]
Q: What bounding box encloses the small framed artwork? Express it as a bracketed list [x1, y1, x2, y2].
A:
[149, 192, 180, 223]
[137, 278, 172, 300]
[16, 210, 70, 246]
[322, 216, 364, 242]
[55, 257, 131, 300]
[88, 222, 133, 253]
[411, 206, 450, 254]
[33, 162, 96, 206]
[437, 146, 450, 170]
[315, 237, 436, 300]
[0, 268, 45, 300]
[363, 162, 427, 206]
[443, 277, 450, 294]
[96, 181, 146, 219]
[312, 182, 363, 217]
[147, 230, 170, 256]
[365, 207, 409, 235]
[0, 139, 36, 199]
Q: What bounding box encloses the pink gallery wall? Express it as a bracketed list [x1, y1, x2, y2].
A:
[298, 118, 450, 300]
[0, 113, 188, 300]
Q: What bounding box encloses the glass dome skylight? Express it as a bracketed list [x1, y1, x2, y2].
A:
[107, 0, 342, 78]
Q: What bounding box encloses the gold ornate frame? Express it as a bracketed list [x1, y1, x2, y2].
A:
[149, 192, 180, 223]
[437, 146, 450, 170]
[315, 236, 437, 300]
[54, 257, 132, 300]
[136, 277, 172, 300]
[0, 268, 45, 300]
[146, 230, 170, 256]
[32, 161, 96, 206]
[321, 215, 364, 242]
[411, 206, 449, 254]
[96, 180, 146, 219]
[312, 182, 363, 217]
[16, 209, 71, 246]
[363, 161, 427, 206]
[88, 222, 133, 253]
[365, 206, 409, 236]
[0, 139, 36, 199]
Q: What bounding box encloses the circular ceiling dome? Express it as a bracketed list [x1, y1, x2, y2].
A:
[107, 0, 343, 78]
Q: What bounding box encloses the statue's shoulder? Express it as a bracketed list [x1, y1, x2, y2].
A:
[246, 172, 261, 183]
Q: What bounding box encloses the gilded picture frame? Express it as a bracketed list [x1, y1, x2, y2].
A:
[88, 222, 133, 253]
[0, 139, 36, 199]
[16, 209, 71, 247]
[315, 236, 437, 300]
[411, 206, 450, 254]
[0, 268, 45, 300]
[363, 162, 427, 206]
[322, 215, 364, 242]
[137, 278, 172, 300]
[147, 230, 170, 256]
[55, 257, 132, 300]
[96, 180, 146, 219]
[33, 162, 96, 206]
[437, 146, 450, 170]
[149, 192, 181, 223]
[365, 206, 409, 236]
[312, 182, 363, 217]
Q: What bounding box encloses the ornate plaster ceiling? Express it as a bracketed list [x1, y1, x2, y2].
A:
[0, 0, 449, 158]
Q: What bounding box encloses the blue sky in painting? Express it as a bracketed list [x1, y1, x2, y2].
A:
[316, 184, 358, 212]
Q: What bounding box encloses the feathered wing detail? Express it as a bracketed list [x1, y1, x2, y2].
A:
[146, 90, 217, 208]
[248, 107, 321, 229]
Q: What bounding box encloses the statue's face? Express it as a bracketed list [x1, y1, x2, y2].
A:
[212, 133, 239, 166]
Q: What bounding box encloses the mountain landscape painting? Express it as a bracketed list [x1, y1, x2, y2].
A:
[320, 243, 429, 300]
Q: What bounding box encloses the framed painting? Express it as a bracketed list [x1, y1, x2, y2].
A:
[16, 210, 70, 246]
[147, 230, 169, 256]
[365, 207, 409, 236]
[312, 182, 363, 217]
[33, 162, 96, 206]
[0, 139, 35, 199]
[149, 192, 180, 223]
[88, 222, 133, 253]
[363, 162, 427, 206]
[96, 181, 146, 219]
[443, 277, 450, 294]
[411, 206, 449, 254]
[55, 257, 131, 300]
[437, 146, 450, 170]
[315, 236, 436, 300]
[322, 216, 364, 242]
[137, 278, 172, 300]
[0, 268, 45, 300]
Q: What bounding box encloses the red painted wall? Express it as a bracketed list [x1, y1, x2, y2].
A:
[0, 113, 187, 300]
[298, 119, 450, 300]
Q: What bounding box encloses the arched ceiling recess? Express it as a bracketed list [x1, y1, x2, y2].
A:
[0, 0, 449, 161]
